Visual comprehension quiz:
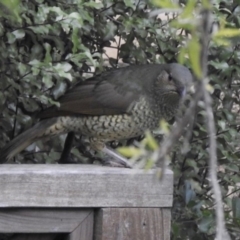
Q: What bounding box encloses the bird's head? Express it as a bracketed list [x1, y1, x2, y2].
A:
[153, 63, 193, 104]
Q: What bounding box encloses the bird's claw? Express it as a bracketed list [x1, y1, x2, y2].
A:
[100, 158, 132, 168]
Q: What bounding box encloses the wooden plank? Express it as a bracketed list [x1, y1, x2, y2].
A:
[94, 208, 169, 240]
[162, 208, 171, 240]
[0, 208, 93, 233]
[0, 165, 173, 208]
[67, 211, 93, 240]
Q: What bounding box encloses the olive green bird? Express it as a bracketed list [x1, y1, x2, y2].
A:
[0, 63, 192, 166]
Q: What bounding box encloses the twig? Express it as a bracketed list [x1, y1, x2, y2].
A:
[12, 98, 19, 139]
[200, 9, 231, 240]
[202, 82, 230, 240]
[155, 4, 231, 240]
[156, 86, 202, 174]
[116, 35, 122, 65]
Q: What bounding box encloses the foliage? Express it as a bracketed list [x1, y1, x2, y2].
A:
[0, 0, 240, 239]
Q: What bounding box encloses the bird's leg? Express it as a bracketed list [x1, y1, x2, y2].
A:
[58, 132, 75, 164]
[58, 135, 132, 168]
[89, 138, 132, 168]
[102, 146, 133, 168]
[76, 139, 96, 164]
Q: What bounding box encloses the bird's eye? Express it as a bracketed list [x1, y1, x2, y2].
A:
[168, 74, 172, 81]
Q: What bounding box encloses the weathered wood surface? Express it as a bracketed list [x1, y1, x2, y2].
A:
[94, 208, 171, 240]
[0, 165, 173, 207]
[0, 208, 93, 233]
[162, 208, 171, 240]
[67, 210, 94, 240]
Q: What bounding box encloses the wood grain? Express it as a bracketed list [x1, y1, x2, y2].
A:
[162, 208, 171, 240]
[0, 208, 93, 233]
[67, 210, 93, 240]
[0, 165, 173, 207]
[94, 208, 170, 240]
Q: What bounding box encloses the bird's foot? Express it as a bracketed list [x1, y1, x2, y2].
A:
[99, 156, 132, 168]
[101, 146, 133, 168]
[89, 138, 133, 168]
[58, 155, 77, 164]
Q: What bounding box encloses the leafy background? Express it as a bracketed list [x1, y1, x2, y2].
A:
[0, 0, 240, 239]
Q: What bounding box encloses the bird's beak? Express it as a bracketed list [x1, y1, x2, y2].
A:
[177, 87, 186, 97]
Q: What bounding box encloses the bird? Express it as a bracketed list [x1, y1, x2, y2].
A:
[0, 63, 192, 166]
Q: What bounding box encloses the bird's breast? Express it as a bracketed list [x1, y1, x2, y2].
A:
[54, 97, 176, 141]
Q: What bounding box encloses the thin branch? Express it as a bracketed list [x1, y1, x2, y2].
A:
[156, 86, 202, 174]
[202, 82, 230, 240]
[12, 98, 19, 139]
[106, 16, 123, 26]
[224, 188, 240, 199]
[200, 9, 231, 240]
[155, 4, 231, 240]
[116, 35, 122, 65]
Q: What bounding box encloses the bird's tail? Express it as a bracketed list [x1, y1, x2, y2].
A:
[0, 118, 59, 163]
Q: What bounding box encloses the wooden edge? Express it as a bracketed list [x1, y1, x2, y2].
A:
[0, 208, 93, 233]
[162, 208, 171, 240]
[67, 211, 94, 240]
[0, 165, 173, 208]
[94, 208, 167, 240]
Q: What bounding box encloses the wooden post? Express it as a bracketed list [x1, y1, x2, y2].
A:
[0, 165, 173, 240]
[94, 208, 171, 240]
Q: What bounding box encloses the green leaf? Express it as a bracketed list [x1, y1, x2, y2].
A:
[209, 61, 229, 70]
[103, 21, 117, 40]
[42, 74, 53, 88]
[44, 43, 52, 64]
[180, 0, 196, 18]
[69, 12, 82, 22]
[18, 63, 27, 75]
[83, 1, 103, 9]
[72, 28, 80, 53]
[184, 181, 196, 204]
[54, 63, 73, 81]
[218, 120, 226, 130]
[232, 197, 240, 219]
[12, 30, 25, 39]
[123, 0, 134, 9]
[144, 131, 158, 150]
[32, 66, 40, 76]
[178, 47, 187, 65]
[214, 28, 240, 38]
[62, 62, 72, 72]
[151, 0, 179, 8]
[117, 146, 143, 158]
[0, 0, 21, 22]
[159, 119, 170, 134]
[188, 37, 202, 78]
[202, 0, 212, 8]
[144, 159, 155, 170]
[225, 164, 239, 173]
[60, 72, 73, 81]
[198, 216, 213, 233]
[53, 82, 67, 99]
[49, 6, 65, 16]
[29, 59, 41, 66]
[6, 32, 16, 44]
[54, 62, 72, 72]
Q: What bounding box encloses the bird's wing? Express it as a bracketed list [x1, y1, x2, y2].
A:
[39, 68, 148, 118]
